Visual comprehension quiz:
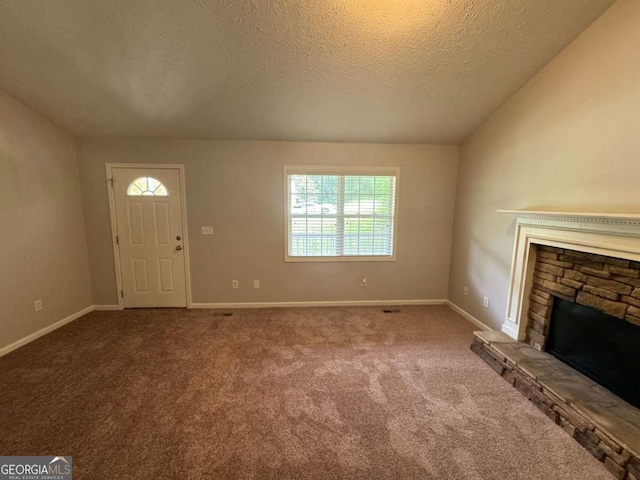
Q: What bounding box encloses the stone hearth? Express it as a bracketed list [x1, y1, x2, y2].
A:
[471, 330, 640, 480]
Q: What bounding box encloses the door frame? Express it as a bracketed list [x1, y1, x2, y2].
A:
[105, 163, 193, 309]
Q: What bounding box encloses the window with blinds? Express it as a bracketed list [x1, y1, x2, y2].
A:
[284, 166, 399, 261]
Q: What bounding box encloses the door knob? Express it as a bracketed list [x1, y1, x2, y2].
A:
[176, 246, 183, 251]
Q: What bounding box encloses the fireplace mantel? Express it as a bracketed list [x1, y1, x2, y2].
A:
[498, 209, 640, 230]
[498, 209, 640, 340]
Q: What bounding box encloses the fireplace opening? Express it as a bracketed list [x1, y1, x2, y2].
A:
[547, 297, 640, 409]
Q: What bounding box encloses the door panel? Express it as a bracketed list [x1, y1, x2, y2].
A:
[133, 259, 149, 292]
[128, 202, 145, 244]
[158, 259, 174, 292]
[154, 203, 171, 244]
[112, 167, 187, 307]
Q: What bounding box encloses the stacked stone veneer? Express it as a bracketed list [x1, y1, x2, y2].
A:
[526, 245, 640, 350]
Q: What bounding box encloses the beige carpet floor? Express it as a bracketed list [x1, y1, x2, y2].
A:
[0, 305, 612, 479]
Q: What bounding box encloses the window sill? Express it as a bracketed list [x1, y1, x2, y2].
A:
[285, 255, 396, 263]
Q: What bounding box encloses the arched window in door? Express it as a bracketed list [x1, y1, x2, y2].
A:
[127, 177, 168, 196]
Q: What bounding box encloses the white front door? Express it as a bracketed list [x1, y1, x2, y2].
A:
[112, 167, 187, 307]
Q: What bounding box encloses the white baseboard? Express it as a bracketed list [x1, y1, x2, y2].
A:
[447, 301, 493, 331]
[190, 299, 447, 309]
[93, 305, 121, 311]
[0, 305, 94, 358]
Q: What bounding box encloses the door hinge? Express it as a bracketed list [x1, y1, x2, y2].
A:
[109, 178, 114, 188]
[121, 290, 124, 298]
[115, 235, 119, 245]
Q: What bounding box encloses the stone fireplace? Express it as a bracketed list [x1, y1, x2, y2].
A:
[526, 245, 640, 410]
[470, 211, 640, 479]
[525, 245, 640, 351]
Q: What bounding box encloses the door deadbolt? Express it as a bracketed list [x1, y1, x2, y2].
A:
[176, 236, 181, 241]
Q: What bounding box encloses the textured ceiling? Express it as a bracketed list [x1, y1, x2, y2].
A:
[0, 0, 615, 143]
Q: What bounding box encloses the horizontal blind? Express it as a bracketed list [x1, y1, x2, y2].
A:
[287, 171, 397, 258]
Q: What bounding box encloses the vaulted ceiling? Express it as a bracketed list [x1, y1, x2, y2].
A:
[0, 0, 615, 143]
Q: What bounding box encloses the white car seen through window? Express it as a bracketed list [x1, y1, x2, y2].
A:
[291, 202, 337, 214]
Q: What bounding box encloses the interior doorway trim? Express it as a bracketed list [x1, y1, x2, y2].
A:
[105, 163, 193, 309]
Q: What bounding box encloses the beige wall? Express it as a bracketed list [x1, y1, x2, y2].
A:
[76, 139, 459, 305]
[448, 0, 640, 330]
[0, 89, 92, 350]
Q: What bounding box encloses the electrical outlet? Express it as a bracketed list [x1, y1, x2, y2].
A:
[483, 296, 490, 308]
[253, 280, 260, 289]
[463, 286, 469, 296]
[34, 300, 43, 312]
[232, 280, 239, 289]
[201, 226, 214, 235]
[360, 277, 367, 287]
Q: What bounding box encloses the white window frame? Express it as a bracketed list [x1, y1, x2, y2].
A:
[283, 165, 400, 262]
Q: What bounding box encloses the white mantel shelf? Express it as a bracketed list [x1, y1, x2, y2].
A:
[498, 209, 640, 341]
[497, 210, 640, 225]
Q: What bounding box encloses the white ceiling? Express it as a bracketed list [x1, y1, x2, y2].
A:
[0, 0, 615, 144]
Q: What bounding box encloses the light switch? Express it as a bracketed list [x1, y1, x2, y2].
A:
[201, 226, 214, 235]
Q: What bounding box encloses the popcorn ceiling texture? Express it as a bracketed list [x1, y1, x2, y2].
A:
[0, 0, 615, 143]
